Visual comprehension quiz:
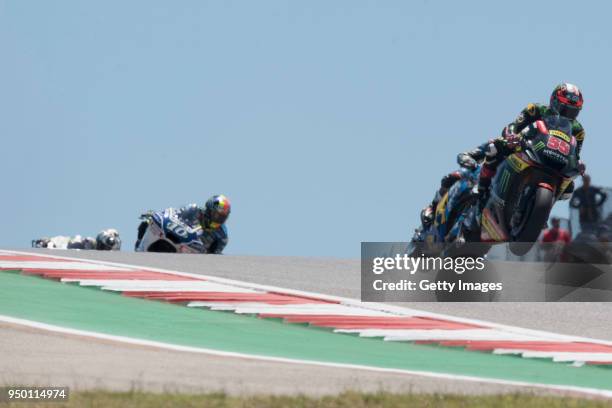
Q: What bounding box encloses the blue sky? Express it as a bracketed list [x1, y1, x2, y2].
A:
[1, 1, 610, 257]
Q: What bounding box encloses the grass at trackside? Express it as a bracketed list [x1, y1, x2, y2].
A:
[1, 391, 611, 408]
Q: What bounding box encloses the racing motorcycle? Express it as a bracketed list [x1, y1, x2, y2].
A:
[412, 164, 481, 256]
[479, 115, 580, 256]
[135, 209, 205, 253]
[416, 115, 580, 257]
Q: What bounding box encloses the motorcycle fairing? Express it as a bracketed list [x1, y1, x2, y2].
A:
[137, 209, 205, 253]
[481, 207, 508, 242]
[479, 117, 579, 243]
[428, 167, 480, 244]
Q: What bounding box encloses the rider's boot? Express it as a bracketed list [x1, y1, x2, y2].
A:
[135, 221, 149, 250]
[464, 165, 493, 238]
[420, 206, 434, 228]
[462, 205, 482, 242]
[420, 189, 447, 229]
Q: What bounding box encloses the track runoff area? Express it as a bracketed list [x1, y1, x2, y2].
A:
[1, 250, 612, 398]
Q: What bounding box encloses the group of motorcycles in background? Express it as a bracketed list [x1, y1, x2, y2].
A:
[411, 115, 582, 259]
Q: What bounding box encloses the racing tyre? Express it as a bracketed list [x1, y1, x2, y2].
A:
[148, 240, 177, 253]
[509, 186, 554, 256]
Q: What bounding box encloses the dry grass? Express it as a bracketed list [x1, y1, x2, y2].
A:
[1, 390, 611, 408]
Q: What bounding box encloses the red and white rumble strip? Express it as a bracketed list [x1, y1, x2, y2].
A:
[2, 250, 612, 366]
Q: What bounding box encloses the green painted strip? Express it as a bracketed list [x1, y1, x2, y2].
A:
[1, 271, 612, 391]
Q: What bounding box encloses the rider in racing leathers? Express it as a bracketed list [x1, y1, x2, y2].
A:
[473, 82, 585, 201]
[32, 229, 121, 250]
[418, 138, 512, 230]
[32, 235, 96, 249]
[418, 83, 585, 230]
[135, 195, 231, 254]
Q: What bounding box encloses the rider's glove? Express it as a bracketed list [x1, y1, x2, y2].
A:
[502, 134, 522, 152]
[504, 133, 522, 150]
[492, 134, 521, 155]
[140, 210, 154, 219]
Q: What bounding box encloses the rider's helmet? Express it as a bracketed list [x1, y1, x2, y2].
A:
[200, 195, 231, 230]
[550, 83, 583, 120]
[96, 229, 121, 250]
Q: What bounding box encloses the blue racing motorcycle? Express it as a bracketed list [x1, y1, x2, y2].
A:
[411, 165, 481, 256]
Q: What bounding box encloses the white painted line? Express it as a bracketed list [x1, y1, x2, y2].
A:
[234, 305, 393, 316]
[187, 302, 396, 316]
[70, 280, 261, 293]
[549, 354, 612, 363]
[0, 261, 130, 271]
[1, 314, 611, 398]
[493, 350, 612, 363]
[336, 329, 552, 342]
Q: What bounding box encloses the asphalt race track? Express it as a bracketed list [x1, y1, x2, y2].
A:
[29, 250, 612, 341]
[2, 249, 612, 396]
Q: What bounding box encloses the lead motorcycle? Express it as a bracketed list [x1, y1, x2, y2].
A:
[417, 115, 580, 257]
[135, 209, 205, 253]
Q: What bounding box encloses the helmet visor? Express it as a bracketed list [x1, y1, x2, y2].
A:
[202, 209, 229, 229]
[558, 104, 580, 120]
[210, 211, 229, 225]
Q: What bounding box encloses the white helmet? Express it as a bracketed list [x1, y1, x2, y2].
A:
[96, 229, 121, 250]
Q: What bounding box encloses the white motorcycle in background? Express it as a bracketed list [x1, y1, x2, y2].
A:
[135, 209, 204, 253]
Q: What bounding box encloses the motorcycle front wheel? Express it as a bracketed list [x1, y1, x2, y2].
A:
[148, 240, 178, 253]
[509, 186, 554, 256]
